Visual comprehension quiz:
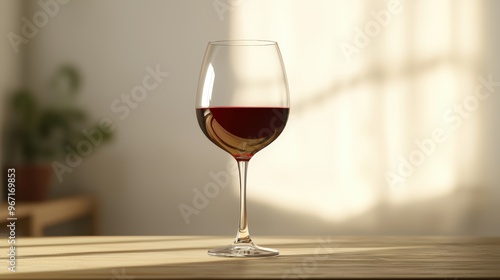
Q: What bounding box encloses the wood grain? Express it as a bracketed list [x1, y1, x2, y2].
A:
[0, 236, 498, 279]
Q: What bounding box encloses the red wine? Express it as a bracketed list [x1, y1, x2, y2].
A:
[196, 107, 289, 161]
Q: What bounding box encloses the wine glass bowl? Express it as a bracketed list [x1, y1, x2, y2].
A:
[196, 107, 289, 161]
[196, 40, 289, 257]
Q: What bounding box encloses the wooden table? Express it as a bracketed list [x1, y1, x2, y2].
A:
[0, 195, 98, 237]
[0, 236, 499, 279]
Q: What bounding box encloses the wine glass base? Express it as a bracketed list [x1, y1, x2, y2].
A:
[208, 242, 279, 257]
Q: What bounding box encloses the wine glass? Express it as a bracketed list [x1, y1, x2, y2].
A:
[195, 40, 289, 257]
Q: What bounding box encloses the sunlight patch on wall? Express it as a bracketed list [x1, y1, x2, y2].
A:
[229, 0, 483, 222]
[251, 85, 380, 221]
[413, 0, 453, 61]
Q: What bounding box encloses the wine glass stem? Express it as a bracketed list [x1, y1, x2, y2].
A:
[235, 160, 252, 244]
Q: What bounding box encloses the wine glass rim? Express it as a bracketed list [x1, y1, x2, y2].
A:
[209, 40, 278, 46]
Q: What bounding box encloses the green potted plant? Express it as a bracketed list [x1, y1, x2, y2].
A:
[2, 65, 113, 201]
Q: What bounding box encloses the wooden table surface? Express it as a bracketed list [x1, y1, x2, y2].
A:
[1, 236, 499, 279]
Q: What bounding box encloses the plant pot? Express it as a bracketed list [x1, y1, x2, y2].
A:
[3, 165, 53, 202]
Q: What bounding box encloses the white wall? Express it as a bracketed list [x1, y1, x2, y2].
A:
[481, 0, 500, 234]
[0, 0, 23, 93]
[23, 0, 238, 235]
[15, 0, 500, 236]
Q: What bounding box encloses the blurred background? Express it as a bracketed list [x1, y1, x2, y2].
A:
[0, 0, 499, 236]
